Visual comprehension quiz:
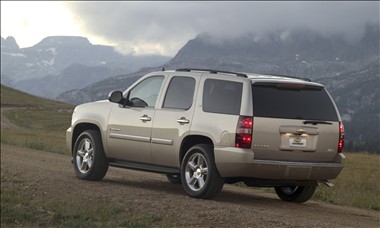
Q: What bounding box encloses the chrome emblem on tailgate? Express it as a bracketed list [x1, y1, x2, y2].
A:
[296, 128, 306, 134]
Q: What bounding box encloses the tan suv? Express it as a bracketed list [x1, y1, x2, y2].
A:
[66, 68, 345, 203]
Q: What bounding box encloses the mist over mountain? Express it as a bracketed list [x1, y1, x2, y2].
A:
[0, 36, 170, 98]
[165, 24, 378, 78]
[65, 1, 379, 57]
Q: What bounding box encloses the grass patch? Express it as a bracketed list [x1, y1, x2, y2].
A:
[1, 175, 170, 227]
[313, 152, 380, 210]
[1, 84, 71, 108]
[1, 84, 73, 155]
[3, 107, 73, 132]
[1, 107, 73, 155]
[1, 128, 69, 155]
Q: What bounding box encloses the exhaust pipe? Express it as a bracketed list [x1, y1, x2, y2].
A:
[319, 180, 334, 187]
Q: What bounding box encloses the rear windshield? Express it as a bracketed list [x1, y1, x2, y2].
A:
[252, 84, 338, 121]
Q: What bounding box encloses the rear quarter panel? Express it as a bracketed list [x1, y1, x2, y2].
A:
[190, 74, 252, 147]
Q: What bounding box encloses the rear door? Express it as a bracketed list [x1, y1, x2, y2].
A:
[251, 82, 341, 162]
[151, 74, 198, 167]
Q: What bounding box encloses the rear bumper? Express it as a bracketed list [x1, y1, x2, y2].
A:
[214, 147, 345, 180]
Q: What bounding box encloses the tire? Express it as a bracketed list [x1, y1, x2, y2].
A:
[274, 184, 317, 203]
[166, 174, 181, 184]
[73, 130, 108, 181]
[180, 144, 224, 199]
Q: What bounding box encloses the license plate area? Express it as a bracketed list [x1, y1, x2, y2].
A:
[279, 125, 319, 152]
[289, 135, 307, 148]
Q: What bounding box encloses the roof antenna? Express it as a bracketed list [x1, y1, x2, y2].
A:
[162, 67, 165, 71]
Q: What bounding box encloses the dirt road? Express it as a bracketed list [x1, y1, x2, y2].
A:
[1, 144, 379, 227]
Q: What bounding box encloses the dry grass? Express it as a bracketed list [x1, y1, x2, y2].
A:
[1, 107, 73, 155]
[1, 85, 71, 108]
[1, 84, 74, 155]
[313, 152, 380, 210]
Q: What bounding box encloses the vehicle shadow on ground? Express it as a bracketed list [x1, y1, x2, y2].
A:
[101, 177, 185, 196]
[100, 176, 308, 208]
[216, 188, 284, 205]
[216, 188, 321, 209]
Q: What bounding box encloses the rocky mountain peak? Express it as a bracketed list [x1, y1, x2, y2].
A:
[1, 36, 20, 50]
[33, 36, 92, 48]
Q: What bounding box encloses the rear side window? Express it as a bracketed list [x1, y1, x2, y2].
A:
[252, 84, 338, 121]
[163, 76, 195, 110]
[203, 79, 242, 115]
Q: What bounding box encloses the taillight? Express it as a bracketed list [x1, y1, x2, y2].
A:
[338, 121, 344, 153]
[235, 116, 253, 148]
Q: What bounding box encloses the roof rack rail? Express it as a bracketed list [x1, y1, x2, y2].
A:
[258, 72, 312, 82]
[176, 68, 248, 78]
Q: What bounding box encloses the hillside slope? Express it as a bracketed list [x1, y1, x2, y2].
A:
[1, 84, 72, 108]
[1, 84, 73, 154]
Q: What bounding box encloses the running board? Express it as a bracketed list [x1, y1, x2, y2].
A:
[108, 159, 179, 175]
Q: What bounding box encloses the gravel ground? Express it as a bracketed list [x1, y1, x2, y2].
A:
[1, 144, 379, 227]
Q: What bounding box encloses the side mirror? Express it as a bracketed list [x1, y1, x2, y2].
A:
[108, 91, 124, 104]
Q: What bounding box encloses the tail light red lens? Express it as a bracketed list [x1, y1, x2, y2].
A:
[235, 116, 253, 148]
[338, 121, 344, 153]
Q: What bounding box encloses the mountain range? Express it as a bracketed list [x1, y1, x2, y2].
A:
[316, 60, 379, 152]
[1, 24, 379, 152]
[1, 36, 170, 98]
[166, 25, 378, 77]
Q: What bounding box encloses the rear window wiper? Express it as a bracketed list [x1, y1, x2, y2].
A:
[303, 120, 333, 125]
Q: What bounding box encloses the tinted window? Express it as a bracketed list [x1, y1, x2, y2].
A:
[252, 84, 338, 121]
[203, 79, 242, 115]
[163, 76, 196, 110]
[129, 76, 164, 107]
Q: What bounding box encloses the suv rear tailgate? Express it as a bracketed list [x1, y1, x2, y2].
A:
[251, 82, 341, 162]
[253, 117, 339, 162]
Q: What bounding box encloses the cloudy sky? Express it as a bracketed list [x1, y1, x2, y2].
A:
[1, 1, 379, 56]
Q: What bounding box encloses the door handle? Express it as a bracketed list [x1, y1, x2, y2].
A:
[140, 115, 151, 122]
[177, 117, 190, 125]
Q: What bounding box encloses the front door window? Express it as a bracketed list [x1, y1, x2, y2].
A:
[128, 76, 164, 108]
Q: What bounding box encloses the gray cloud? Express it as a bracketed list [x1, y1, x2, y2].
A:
[66, 1, 379, 56]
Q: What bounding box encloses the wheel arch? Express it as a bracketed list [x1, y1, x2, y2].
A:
[179, 135, 214, 165]
[72, 123, 102, 155]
